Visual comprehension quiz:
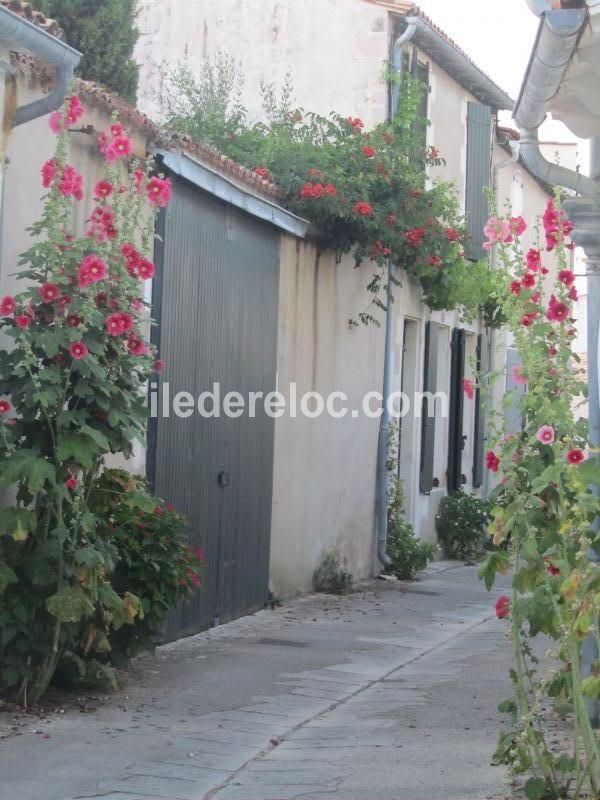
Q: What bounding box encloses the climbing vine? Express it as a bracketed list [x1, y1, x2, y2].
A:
[166, 56, 497, 324]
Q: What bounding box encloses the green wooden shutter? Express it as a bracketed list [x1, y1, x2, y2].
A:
[465, 102, 492, 261]
[447, 328, 466, 493]
[472, 333, 489, 488]
[420, 321, 440, 494]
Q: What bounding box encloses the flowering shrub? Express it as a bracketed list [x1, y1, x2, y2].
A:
[479, 200, 600, 798]
[88, 470, 202, 663]
[435, 491, 490, 560]
[167, 61, 497, 323]
[0, 97, 182, 704]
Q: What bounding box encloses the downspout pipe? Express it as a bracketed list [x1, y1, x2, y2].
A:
[514, 7, 599, 196]
[0, 6, 81, 127]
[376, 21, 417, 570]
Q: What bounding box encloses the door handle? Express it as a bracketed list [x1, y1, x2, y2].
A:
[217, 470, 229, 488]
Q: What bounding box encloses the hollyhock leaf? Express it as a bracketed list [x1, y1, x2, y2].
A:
[0, 562, 18, 595]
[0, 450, 55, 492]
[512, 566, 539, 594]
[56, 432, 100, 470]
[46, 586, 95, 623]
[524, 777, 550, 800]
[0, 507, 36, 539]
[479, 551, 510, 591]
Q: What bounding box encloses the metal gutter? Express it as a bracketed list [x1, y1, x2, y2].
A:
[399, 15, 514, 111]
[0, 5, 81, 126]
[514, 7, 600, 195]
[156, 150, 309, 238]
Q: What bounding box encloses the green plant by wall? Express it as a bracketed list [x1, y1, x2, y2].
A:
[166, 56, 497, 324]
[37, 0, 139, 102]
[435, 491, 490, 561]
[387, 478, 437, 580]
[312, 551, 354, 595]
[88, 470, 203, 664]
[0, 97, 178, 704]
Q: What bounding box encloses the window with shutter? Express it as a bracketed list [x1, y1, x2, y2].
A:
[420, 321, 441, 494]
[465, 102, 492, 261]
[447, 328, 466, 493]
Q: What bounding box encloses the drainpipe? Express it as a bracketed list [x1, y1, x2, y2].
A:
[376, 20, 418, 569]
[0, 6, 81, 127]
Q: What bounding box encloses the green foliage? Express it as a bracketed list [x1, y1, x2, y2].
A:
[166, 55, 497, 323]
[435, 490, 490, 560]
[89, 470, 203, 662]
[0, 98, 174, 704]
[313, 551, 354, 595]
[387, 479, 437, 580]
[37, 0, 139, 102]
[482, 200, 600, 796]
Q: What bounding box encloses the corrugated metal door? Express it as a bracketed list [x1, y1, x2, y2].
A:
[149, 176, 280, 638]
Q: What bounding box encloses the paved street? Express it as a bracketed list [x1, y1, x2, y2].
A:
[0, 564, 512, 800]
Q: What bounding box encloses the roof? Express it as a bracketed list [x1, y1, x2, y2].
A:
[366, 0, 514, 110]
[0, 0, 63, 39]
[76, 81, 283, 201]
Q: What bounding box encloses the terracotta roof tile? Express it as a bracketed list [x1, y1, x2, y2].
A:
[0, 0, 64, 40]
[76, 81, 283, 199]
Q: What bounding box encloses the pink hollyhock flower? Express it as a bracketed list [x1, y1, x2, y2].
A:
[65, 476, 78, 490]
[69, 341, 88, 360]
[127, 334, 148, 356]
[486, 450, 500, 473]
[48, 111, 64, 134]
[67, 95, 84, 125]
[462, 378, 475, 400]
[105, 313, 126, 336]
[66, 314, 81, 328]
[526, 248, 541, 271]
[483, 216, 513, 250]
[133, 169, 145, 193]
[38, 282, 60, 303]
[549, 345, 557, 357]
[566, 448, 584, 465]
[510, 280, 521, 296]
[544, 557, 560, 577]
[138, 259, 155, 280]
[94, 180, 114, 200]
[131, 298, 144, 312]
[41, 159, 57, 188]
[559, 269, 575, 286]
[0, 399, 12, 414]
[510, 216, 527, 236]
[15, 315, 31, 329]
[254, 167, 272, 181]
[543, 199, 573, 251]
[324, 184, 337, 196]
[513, 367, 527, 386]
[0, 295, 16, 315]
[347, 116, 364, 130]
[58, 165, 83, 200]
[154, 359, 165, 373]
[521, 313, 537, 327]
[362, 145, 376, 158]
[445, 227, 460, 242]
[536, 425, 555, 445]
[546, 295, 569, 323]
[427, 255, 442, 267]
[495, 595, 510, 619]
[146, 176, 172, 207]
[569, 285, 578, 301]
[118, 313, 134, 332]
[104, 134, 133, 162]
[532, 291, 541, 304]
[78, 254, 108, 288]
[522, 272, 536, 289]
[354, 201, 374, 216]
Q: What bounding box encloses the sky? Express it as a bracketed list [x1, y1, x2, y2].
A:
[415, 0, 579, 145]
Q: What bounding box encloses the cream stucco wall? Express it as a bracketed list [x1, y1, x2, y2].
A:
[270, 239, 385, 596]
